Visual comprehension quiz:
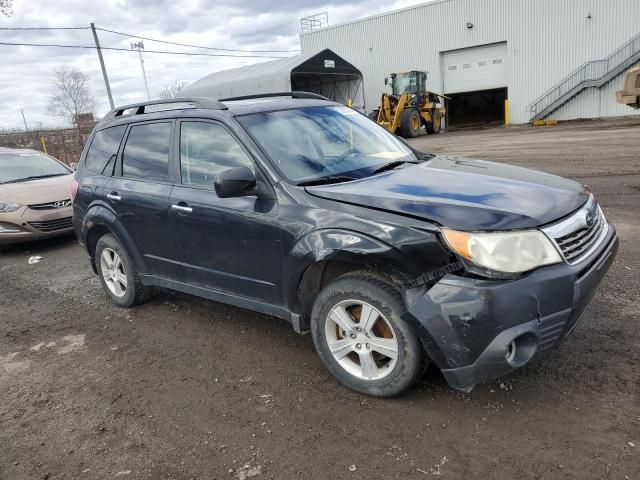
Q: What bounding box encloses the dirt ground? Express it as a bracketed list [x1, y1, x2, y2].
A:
[1, 118, 639, 480]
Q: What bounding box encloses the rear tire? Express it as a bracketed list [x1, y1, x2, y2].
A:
[95, 233, 151, 308]
[311, 272, 425, 397]
[426, 109, 442, 134]
[368, 110, 379, 122]
[399, 108, 422, 138]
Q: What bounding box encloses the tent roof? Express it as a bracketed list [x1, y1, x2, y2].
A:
[182, 49, 362, 99]
[188, 51, 318, 89]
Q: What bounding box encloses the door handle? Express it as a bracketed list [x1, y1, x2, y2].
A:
[171, 204, 193, 214]
[106, 192, 121, 202]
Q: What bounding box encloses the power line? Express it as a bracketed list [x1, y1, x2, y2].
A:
[0, 41, 289, 58]
[95, 26, 300, 53]
[0, 25, 300, 53]
[0, 26, 90, 30]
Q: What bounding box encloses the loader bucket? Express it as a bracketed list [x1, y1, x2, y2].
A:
[616, 66, 640, 109]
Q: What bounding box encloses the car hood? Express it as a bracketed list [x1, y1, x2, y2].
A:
[0, 174, 74, 205]
[306, 156, 589, 230]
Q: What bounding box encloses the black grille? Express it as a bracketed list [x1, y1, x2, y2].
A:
[553, 207, 605, 263]
[28, 217, 73, 232]
[28, 199, 72, 210]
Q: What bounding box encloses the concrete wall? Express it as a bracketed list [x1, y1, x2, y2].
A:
[300, 0, 640, 123]
[0, 126, 93, 165]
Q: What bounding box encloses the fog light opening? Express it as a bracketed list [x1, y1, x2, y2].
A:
[505, 333, 538, 368]
[505, 340, 517, 363]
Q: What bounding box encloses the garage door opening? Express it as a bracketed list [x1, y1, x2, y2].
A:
[446, 88, 507, 127]
[441, 42, 508, 127]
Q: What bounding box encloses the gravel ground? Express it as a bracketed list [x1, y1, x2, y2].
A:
[1, 118, 639, 480]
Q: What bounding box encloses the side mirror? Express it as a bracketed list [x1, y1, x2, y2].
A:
[384, 77, 389, 86]
[69, 162, 78, 170]
[214, 166, 257, 198]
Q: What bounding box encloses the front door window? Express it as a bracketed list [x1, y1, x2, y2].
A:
[179, 121, 254, 189]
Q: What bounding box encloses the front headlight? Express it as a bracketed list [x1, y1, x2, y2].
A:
[442, 228, 562, 275]
[0, 202, 22, 213]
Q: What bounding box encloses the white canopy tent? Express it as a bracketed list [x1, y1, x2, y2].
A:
[182, 49, 366, 111]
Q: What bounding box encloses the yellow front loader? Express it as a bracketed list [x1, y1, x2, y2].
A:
[369, 71, 447, 138]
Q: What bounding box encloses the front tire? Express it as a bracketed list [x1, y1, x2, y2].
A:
[311, 272, 424, 397]
[399, 108, 422, 138]
[95, 233, 151, 308]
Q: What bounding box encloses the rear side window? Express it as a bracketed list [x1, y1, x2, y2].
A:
[122, 122, 171, 182]
[85, 125, 126, 175]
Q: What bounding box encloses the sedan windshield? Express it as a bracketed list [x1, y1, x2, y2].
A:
[237, 105, 417, 184]
[0, 152, 70, 184]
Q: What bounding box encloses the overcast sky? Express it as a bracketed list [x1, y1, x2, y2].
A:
[0, 0, 428, 130]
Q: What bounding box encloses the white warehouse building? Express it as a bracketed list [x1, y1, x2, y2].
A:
[299, 0, 640, 125]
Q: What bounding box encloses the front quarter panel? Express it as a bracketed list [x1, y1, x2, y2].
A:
[277, 186, 457, 315]
[288, 228, 406, 275]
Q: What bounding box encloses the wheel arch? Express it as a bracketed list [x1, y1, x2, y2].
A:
[86, 224, 112, 269]
[286, 229, 411, 331]
[82, 204, 147, 274]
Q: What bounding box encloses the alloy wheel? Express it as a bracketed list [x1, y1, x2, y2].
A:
[325, 300, 399, 380]
[100, 248, 128, 298]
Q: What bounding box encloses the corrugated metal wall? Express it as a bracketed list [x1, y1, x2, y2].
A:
[300, 0, 640, 124]
[553, 61, 640, 120]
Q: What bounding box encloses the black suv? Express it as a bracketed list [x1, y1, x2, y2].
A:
[73, 93, 618, 397]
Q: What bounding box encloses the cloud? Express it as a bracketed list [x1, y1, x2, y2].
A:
[0, 0, 428, 130]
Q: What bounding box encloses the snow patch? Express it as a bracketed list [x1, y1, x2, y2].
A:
[58, 334, 86, 354]
[1, 352, 31, 374]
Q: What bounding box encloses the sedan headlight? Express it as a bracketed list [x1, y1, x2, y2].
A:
[0, 202, 22, 213]
[442, 228, 562, 275]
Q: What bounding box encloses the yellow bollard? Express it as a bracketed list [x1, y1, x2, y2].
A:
[40, 136, 48, 154]
[504, 99, 510, 126]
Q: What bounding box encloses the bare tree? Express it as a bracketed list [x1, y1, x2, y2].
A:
[158, 80, 188, 99]
[48, 67, 95, 127]
[0, 0, 13, 16]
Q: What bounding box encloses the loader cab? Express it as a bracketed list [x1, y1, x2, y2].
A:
[390, 71, 427, 96]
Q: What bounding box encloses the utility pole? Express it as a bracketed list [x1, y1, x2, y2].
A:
[131, 41, 150, 101]
[20, 109, 28, 131]
[90, 23, 114, 109]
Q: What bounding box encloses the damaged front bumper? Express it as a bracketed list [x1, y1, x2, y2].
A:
[402, 228, 618, 392]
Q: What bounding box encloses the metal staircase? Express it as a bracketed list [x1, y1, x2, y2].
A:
[527, 33, 640, 121]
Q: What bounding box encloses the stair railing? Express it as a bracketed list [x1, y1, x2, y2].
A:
[527, 33, 640, 118]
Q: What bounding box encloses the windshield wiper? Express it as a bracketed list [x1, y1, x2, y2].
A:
[370, 160, 412, 175]
[297, 175, 357, 187]
[1, 173, 67, 184]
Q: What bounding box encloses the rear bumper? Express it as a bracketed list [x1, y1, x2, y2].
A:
[403, 227, 618, 392]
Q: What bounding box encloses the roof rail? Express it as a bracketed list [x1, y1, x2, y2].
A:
[107, 97, 228, 118]
[219, 91, 331, 102]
